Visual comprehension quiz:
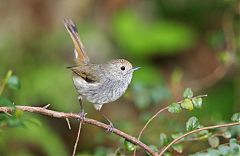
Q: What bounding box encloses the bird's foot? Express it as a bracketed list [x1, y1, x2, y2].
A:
[79, 110, 87, 122]
[106, 122, 114, 133]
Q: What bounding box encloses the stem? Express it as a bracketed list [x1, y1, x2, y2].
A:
[133, 106, 169, 156]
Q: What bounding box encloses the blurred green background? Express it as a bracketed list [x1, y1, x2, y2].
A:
[0, 0, 239, 155]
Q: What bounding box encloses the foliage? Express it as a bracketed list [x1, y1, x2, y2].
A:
[231, 113, 240, 122]
[186, 116, 201, 131]
[157, 88, 239, 155]
[167, 88, 204, 113]
[0, 71, 68, 156]
[191, 139, 240, 156]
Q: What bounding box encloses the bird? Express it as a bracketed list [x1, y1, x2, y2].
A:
[63, 18, 140, 130]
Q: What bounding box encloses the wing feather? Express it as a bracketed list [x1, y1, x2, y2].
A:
[69, 65, 100, 83]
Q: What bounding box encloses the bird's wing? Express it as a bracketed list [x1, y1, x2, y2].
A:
[69, 65, 100, 83]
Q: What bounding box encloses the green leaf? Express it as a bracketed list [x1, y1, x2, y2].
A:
[186, 116, 201, 131]
[183, 88, 193, 98]
[206, 149, 221, 155]
[218, 145, 231, 155]
[0, 96, 15, 108]
[159, 133, 168, 146]
[172, 144, 183, 153]
[222, 131, 231, 139]
[168, 103, 182, 113]
[7, 75, 20, 90]
[192, 97, 203, 108]
[181, 99, 193, 110]
[208, 136, 219, 148]
[229, 138, 240, 153]
[229, 138, 237, 144]
[231, 113, 240, 122]
[124, 139, 136, 151]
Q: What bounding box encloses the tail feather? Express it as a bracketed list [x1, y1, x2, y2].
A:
[63, 18, 90, 64]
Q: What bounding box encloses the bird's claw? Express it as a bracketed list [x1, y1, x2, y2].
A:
[79, 110, 87, 122]
[106, 122, 114, 133]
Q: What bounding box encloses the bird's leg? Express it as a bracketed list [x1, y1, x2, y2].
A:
[100, 111, 114, 133]
[78, 96, 87, 121]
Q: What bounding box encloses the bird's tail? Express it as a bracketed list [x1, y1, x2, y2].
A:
[63, 18, 90, 64]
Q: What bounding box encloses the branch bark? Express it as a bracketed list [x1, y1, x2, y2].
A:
[0, 105, 158, 156]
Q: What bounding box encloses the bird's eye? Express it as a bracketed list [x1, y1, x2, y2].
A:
[120, 66, 125, 71]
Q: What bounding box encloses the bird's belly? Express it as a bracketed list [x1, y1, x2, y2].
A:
[90, 80, 128, 104]
[73, 77, 129, 104]
[87, 86, 127, 104]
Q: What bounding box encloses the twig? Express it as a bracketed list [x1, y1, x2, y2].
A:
[177, 95, 208, 104]
[0, 105, 158, 156]
[72, 121, 82, 156]
[159, 122, 240, 156]
[133, 106, 169, 155]
[133, 94, 207, 156]
[43, 104, 50, 109]
[66, 118, 71, 130]
[137, 107, 169, 142]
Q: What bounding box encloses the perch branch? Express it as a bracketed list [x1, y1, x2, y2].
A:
[159, 122, 240, 155]
[0, 105, 158, 156]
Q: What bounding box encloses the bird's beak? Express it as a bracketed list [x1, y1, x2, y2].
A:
[132, 66, 141, 71]
[126, 67, 141, 75]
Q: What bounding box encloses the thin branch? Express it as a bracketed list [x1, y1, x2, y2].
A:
[133, 94, 207, 156]
[65, 118, 71, 130]
[159, 122, 240, 156]
[133, 106, 169, 155]
[72, 121, 82, 156]
[176, 94, 208, 104]
[43, 104, 50, 109]
[137, 107, 169, 141]
[0, 106, 158, 156]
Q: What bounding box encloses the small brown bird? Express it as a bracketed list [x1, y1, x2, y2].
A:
[63, 18, 140, 130]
